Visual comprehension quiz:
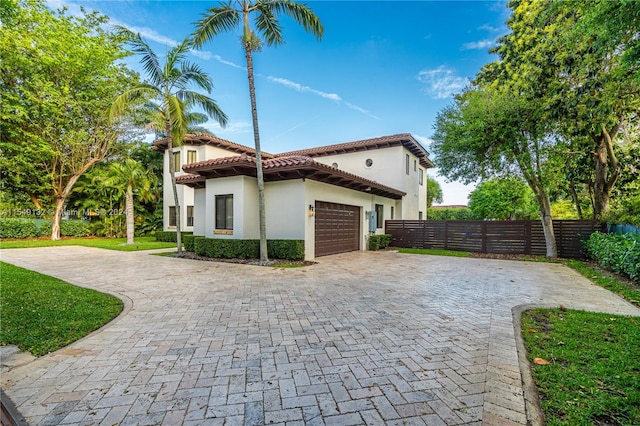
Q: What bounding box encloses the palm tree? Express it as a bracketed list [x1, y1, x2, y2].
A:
[101, 158, 157, 244]
[193, 0, 323, 264]
[110, 28, 228, 253]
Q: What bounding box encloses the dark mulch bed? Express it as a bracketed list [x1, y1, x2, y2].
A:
[168, 251, 317, 267]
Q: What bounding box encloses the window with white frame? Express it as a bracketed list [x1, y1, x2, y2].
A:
[375, 204, 384, 229]
[172, 151, 181, 173]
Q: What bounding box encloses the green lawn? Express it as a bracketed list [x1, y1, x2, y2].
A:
[0, 262, 123, 356]
[522, 308, 640, 425]
[0, 236, 176, 251]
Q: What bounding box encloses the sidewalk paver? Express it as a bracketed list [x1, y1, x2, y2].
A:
[1, 246, 638, 425]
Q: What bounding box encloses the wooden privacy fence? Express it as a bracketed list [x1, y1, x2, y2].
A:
[385, 220, 605, 259]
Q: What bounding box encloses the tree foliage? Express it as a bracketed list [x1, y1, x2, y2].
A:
[111, 28, 228, 254]
[468, 177, 536, 220]
[0, 0, 137, 239]
[426, 177, 443, 208]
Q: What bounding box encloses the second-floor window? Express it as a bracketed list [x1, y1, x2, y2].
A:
[419, 168, 424, 185]
[405, 154, 410, 175]
[172, 151, 181, 173]
[187, 150, 197, 164]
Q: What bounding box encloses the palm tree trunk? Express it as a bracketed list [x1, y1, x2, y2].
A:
[125, 185, 135, 244]
[245, 43, 269, 264]
[167, 134, 182, 254]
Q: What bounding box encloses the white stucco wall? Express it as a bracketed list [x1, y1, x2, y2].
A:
[310, 146, 427, 220]
[203, 175, 258, 239]
[264, 180, 306, 240]
[163, 147, 194, 231]
[193, 188, 206, 236]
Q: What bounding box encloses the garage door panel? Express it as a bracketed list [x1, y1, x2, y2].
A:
[315, 201, 360, 257]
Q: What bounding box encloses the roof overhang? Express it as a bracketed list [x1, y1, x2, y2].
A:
[153, 133, 275, 158]
[179, 154, 406, 199]
[278, 133, 435, 169]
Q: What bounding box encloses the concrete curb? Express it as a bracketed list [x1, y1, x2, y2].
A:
[512, 304, 554, 426]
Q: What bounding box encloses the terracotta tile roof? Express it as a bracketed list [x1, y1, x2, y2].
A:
[180, 154, 406, 199]
[175, 173, 205, 189]
[277, 133, 435, 169]
[153, 133, 275, 158]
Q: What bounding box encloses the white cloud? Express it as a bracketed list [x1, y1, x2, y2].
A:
[417, 66, 469, 99]
[462, 39, 495, 51]
[266, 76, 380, 120]
[213, 55, 245, 70]
[478, 24, 501, 33]
[267, 77, 342, 101]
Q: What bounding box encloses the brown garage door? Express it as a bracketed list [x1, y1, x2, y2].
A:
[315, 201, 361, 257]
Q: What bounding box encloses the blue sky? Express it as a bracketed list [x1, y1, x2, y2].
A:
[49, 0, 510, 205]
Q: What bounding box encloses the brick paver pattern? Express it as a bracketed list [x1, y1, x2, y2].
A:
[1, 247, 638, 425]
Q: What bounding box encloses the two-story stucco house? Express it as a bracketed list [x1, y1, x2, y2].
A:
[154, 133, 434, 259]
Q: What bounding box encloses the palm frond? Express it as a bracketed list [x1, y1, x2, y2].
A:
[180, 91, 229, 128]
[164, 38, 192, 83]
[254, 5, 282, 46]
[110, 85, 160, 120]
[263, 0, 323, 43]
[174, 62, 214, 93]
[114, 25, 165, 86]
[192, 4, 241, 48]
[166, 95, 188, 144]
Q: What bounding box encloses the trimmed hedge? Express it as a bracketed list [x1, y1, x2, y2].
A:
[584, 232, 640, 282]
[190, 237, 304, 261]
[183, 234, 196, 252]
[0, 219, 38, 238]
[268, 239, 305, 261]
[0, 219, 89, 238]
[369, 234, 392, 251]
[155, 231, 193, 242]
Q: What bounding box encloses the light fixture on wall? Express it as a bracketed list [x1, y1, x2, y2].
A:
[308, 204, 315, 217]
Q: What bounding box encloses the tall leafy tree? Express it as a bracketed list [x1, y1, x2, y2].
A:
[110, 29, 228, 254]
[193, 0, 323, 264]
[0, 0, 136, 239]
[482, 0, 640, 218]
[432, 86, 560, 257]
[101, 159, 156, 244]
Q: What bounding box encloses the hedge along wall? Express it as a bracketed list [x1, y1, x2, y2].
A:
[191, 237, 305, 261]
[155, 231, 193, 243]
[0, 218, 89, 238]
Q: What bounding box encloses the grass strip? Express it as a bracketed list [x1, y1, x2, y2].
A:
[0, 262, 123, 356]
[562, 259, 640, 308]
[522, 308, 640, 425]
[0, 236, 176, 251]
[397, 248, 471, 257]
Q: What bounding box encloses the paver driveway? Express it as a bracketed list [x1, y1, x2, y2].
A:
[1, 247, 638, 425]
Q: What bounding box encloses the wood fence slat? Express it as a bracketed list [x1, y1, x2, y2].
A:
[385, 219, 603, 259]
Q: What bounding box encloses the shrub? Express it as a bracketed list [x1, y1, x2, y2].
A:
[0, 219, 38, 239]
[584, 232, 640, 282]
[268, 240, 305, 261]
[193, 236, 208, 256]
[183, 235, 196, 252]
[192, 238, 305, 260]
[369, 234, 392, 251]
[38, 220, 90, 237]
[155, 231, 192, 242]
[426, 208, 474, 220]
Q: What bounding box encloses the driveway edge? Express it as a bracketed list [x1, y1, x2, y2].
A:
[512, 303, 552, 426]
